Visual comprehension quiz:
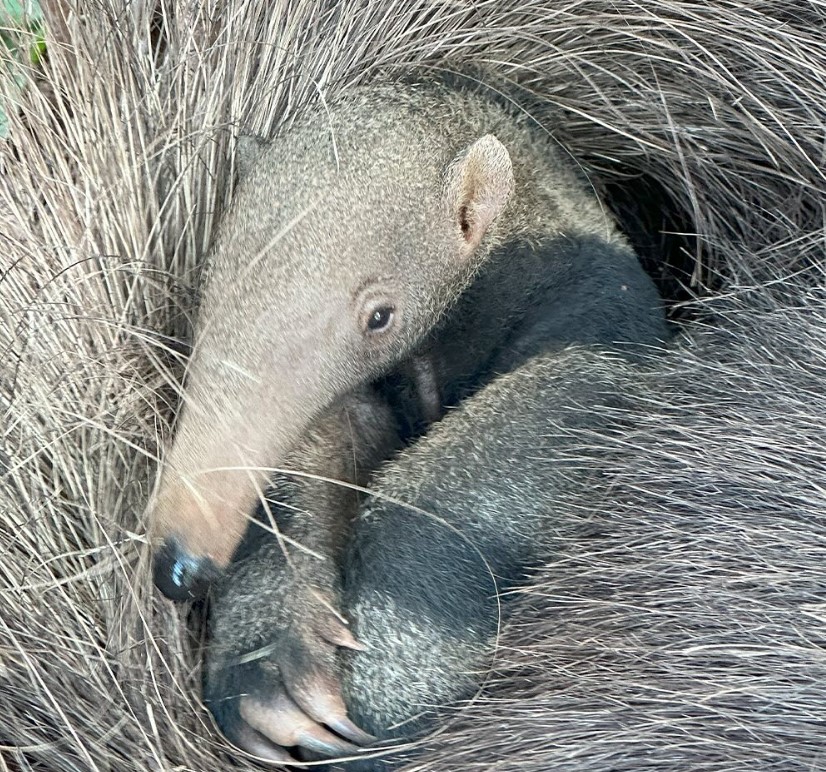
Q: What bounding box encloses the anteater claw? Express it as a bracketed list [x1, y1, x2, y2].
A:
[316, 615, 368, 651]
[327, 717, 377, 746]
[230, 722, 293, 763]
[295, 727, 362, 758]
[209, 573, 373, 762]
[284, 673, 376, 746]
[240, 692, 370, 760]
[283, 669, 350, 725]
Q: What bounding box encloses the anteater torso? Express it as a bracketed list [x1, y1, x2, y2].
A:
[382, 232, 666, 440]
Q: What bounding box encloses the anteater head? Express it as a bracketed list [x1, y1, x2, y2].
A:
[149, 86, 514, 599]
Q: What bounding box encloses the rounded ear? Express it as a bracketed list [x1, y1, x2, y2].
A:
[443, 134, 513, 254]
[235, 134, 267, 179]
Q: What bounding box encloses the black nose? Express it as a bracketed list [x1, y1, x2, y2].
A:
[153, 538, 221, 601]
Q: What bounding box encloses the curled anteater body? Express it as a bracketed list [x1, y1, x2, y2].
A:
[188, 83, 666, 766]
[1, 1, 824, 771]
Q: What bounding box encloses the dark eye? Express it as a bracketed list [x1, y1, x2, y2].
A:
[366, 305, 395, 334]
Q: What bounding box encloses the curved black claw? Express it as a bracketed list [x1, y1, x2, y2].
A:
[239, 695, 367, 758]
[153, 537, 221, 601]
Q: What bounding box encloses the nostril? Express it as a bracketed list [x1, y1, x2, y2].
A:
[153, 538, 221, 601]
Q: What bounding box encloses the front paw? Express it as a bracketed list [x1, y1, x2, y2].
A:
[204, 564, 375, 763]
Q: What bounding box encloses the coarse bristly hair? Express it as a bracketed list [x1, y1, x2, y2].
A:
[1, 1, 824, 771]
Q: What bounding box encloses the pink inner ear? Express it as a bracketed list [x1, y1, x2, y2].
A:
[460, 183, 508, 248]
[448, 134, 513, 251]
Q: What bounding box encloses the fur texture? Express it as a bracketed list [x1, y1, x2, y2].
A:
[197, 82, 667, 766]
[148, 82, 640, 575]
[1, 1, 825, 770]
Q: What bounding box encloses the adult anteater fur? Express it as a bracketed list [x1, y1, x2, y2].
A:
[1, 2, 824, 771]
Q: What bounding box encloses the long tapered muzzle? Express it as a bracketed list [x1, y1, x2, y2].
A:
[147, 345, 323, 601]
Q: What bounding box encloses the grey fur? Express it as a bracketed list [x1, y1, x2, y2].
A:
[1, 2, 825, 772]
[149, 82, 635, 568]
[388, 297, 826, 771]
[200, 83, 667, 766]
[341, 350, 641, 735]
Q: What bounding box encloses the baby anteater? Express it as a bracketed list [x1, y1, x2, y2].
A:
[149, 82, 668, 766]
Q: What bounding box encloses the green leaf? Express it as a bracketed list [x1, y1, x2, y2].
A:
[0, 1, 43, 25]
[0, 1, 43, 137]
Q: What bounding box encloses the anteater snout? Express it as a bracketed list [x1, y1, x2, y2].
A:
[153, 537, 222, 601]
